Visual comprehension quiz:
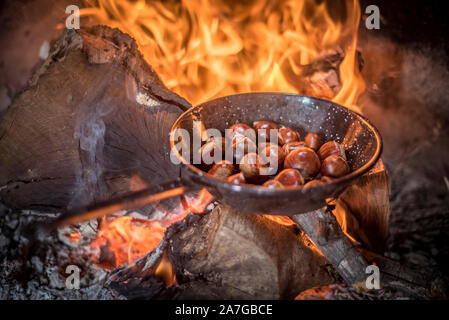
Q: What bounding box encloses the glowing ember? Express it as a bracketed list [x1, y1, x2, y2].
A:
[90, 190, 214, 269]
[81, 0, 365, 109]
[90, 216, 166, 269]
[66, 231, 81, 242]
[264, 215, 295, 226]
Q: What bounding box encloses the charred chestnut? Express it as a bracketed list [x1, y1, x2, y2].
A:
[278, 127, 300, 145]
[253, 121, 279, 143]
[282, 141, 306, 155]
[284, 147, 321, 179]
[274, 168, 304, 186]
[208, 160, 235, 179]
[263, 180, 284, 189]
[227, 172, 246, 185]
[304, 132, 322, 151]
[320, 155, 350, 178]
[317, 141, 346, 160]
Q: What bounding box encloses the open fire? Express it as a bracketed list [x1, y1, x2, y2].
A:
[1, 0, 446, 301]
[81, 0, 365, 108]
[81, 0, 367, 269]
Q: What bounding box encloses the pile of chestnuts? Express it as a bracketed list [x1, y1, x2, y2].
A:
[195, 120, 351, 189]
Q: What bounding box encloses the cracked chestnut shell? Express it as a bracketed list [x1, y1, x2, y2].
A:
[278, 127, 300, 145]
[317, 141, 346, 160]
[207, 160, 235, 179]
[304, 132, 322, 151]
[284, 147, 321, 179]
[320, 155, 350, 178]
[274, 168, 304, 186]
[253, 120, 279, 143]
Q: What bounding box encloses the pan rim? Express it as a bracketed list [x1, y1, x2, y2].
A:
[170, 92, 383, 196]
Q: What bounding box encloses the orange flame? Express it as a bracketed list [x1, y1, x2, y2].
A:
[90, 216, 166, 268]
[82, 0, 365, 109]
[66, 231, 81, 242]
[155, 253, 177, 287]
[90, 189, 214, 269]
[264, 215, 295, 226]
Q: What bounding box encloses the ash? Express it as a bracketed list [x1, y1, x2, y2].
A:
[0, 203, 118, 300]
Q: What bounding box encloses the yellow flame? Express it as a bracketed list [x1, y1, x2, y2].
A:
[82, 0, 365, 109]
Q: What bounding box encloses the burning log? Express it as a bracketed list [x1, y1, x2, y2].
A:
[108, 201, 436, 299]
[108, 204, 339, 300]
[0, 26, 190, 211]
[292, 207, 369, 286]
[336, 160, 390, 253]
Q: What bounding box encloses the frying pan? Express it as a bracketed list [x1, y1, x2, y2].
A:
[52, 92, 382, 227]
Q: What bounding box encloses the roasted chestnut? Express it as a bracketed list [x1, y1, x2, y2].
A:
[317, 141, 346, 160]
[239, 153, 267, 183]
[320, 176, 337, 184]
[226, 123, 256, 143]
[207, 160, 235, 179]
[258, 141, 277, 151]
[304, 180, 324, 189]
[253, 121, 279, 143]
[198, 137, 225, 165]
[274, 168, 304, 186]
[284, 147, 321, 179]
[232, 136, 257, 163]
[259, 144, 286, 176]
[320, 155, 350, 178]
[278, 127, 300, 145]
[304, 132, 322, 151]
[260, 144, 286, 167]
[263, 180, 284, 189]
[227, 172, 246, 185]
[282, 141, 306, 155]
[196, 120, 353, 189]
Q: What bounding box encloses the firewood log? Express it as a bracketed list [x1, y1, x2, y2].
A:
[0, 26, 190, 211]
[108, 205, 339, 300]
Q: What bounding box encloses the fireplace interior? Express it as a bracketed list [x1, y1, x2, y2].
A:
[0, 0, 448, 300]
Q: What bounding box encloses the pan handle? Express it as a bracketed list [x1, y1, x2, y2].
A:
[49, 178, 202, 229]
